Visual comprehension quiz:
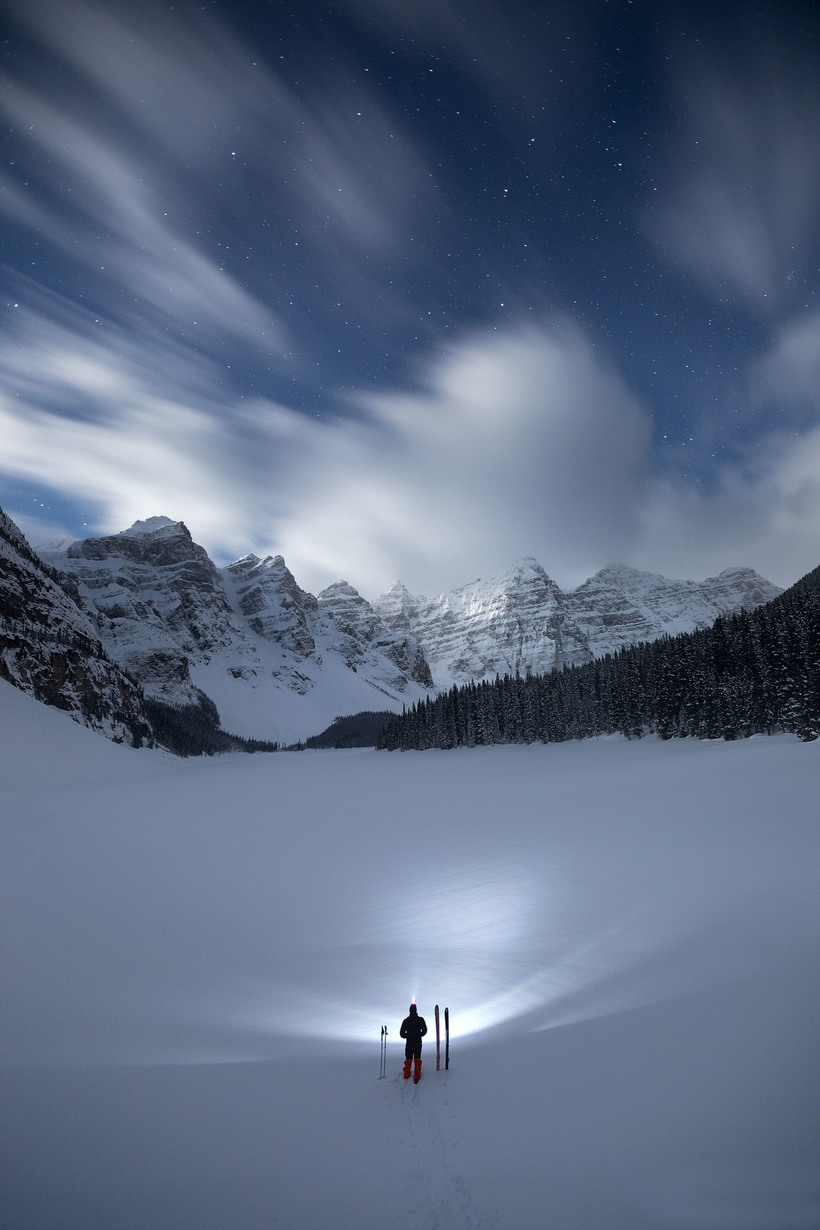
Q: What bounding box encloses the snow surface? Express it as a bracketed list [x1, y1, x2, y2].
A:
[2, 679, 819, 1229]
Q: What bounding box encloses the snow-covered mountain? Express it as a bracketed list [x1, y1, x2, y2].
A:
[0, 509, 152, 745]
[3, 506, 783, 746]
[44, 517, 433, 745]
[374, 557, 783, 688]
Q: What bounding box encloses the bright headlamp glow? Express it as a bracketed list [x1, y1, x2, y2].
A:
[218, 864, 678, 1050]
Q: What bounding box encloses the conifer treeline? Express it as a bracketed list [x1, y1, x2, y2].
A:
[377, 569, 820, 749]
[143, 695, 279, 757]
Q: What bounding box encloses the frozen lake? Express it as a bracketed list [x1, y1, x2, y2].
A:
[2, 681, 819, 1228]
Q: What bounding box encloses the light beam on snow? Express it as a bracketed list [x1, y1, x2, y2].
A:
[217, 868, 705, 1050]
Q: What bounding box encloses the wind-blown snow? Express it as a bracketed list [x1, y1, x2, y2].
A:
[1, 679, 819, 1229]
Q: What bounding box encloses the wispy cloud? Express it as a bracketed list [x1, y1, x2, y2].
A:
[270, 322, 654, 593]
[0, 0, 435, 360]
[0, 319, 258, 557]
[2, 0, 820, 596]
[1, 315, 654, 593]
[635, 425, 820, 588]
[751, 310, 820, 416]
[629, 308, 820, 587]
[4, 299, 820, 593]
[648, 41, 820, 307]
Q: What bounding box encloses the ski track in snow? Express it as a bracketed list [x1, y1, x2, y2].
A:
[389, 1069, 491, 1230]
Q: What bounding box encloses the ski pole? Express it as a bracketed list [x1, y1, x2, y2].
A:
[444, 1007, 449, 1070]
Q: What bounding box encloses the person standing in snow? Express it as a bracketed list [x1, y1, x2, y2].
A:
[400, 1003, 427, 1082]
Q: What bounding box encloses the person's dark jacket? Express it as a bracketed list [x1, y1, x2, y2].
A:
[400, 1008, 428, 1048]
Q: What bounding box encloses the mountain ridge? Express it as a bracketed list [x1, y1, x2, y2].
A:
[43, 517, 434, 746]
[374, 556, 782, 688]
[3, 507, 784, 747]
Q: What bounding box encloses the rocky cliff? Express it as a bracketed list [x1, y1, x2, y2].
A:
[0, 510, 152, 746]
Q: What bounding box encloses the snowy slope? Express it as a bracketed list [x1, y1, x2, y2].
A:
[0, 677, 160, 790]
[2, 682, 818, 1229]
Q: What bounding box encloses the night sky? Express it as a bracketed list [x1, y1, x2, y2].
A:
[1, 0, 819, 596]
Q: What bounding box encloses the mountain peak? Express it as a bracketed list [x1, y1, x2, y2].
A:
[503, 557, 558, 587]
[318, 580, 362, 601]
[573, 564, 666, 595]
[120, 516, 181, 537]
[380, 580, 420, 602]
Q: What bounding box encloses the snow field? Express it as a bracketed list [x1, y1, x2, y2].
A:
[1, 679, 819, 1228]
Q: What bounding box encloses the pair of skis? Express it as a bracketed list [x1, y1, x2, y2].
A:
[434, 1004, 450, 1071]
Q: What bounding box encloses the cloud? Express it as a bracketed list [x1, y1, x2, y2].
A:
[0, 79, 287, 360]
[750, 310, 820, 416]
[0, 297, 289, 556]
[4, 302, 820, 595]
[634, 424, 820, 588]
[0, 0, 461, 452]
[625, 311, 820, 589]
[2, 0, 820, 598]
[647, 42, 820, 307]
[0, 310, 653, 593]
[1, 0, 436, 278]
[270, 322, 654, 593]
